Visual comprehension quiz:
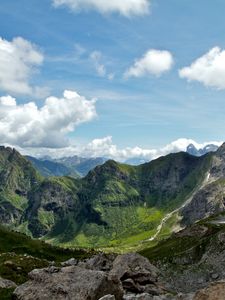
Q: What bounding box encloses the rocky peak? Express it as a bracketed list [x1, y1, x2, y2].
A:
[215, 142, 225, 157]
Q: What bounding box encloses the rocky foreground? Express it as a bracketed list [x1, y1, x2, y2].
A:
[7, 252, 224, 300]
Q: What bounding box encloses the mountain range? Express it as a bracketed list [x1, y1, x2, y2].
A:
[26, 155, 107, 178]
[0, 142, 224, 251]
[25, 143, 219, 179]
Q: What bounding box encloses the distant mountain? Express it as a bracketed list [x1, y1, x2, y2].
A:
[55, 156, 107, 176]
[26, 156, 78, 178]
[26, 155, 106, 178]
[186, 143, 219, 156]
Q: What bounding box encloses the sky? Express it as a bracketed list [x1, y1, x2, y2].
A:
[0, 0, 224, 161]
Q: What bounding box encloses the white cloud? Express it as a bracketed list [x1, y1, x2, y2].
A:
[17, 137, 223, 162]
[0, 37, 47, 96]
[90, 51, 106, 77]
[0, 90, 97, 148]
[125, 49, 174, 78]
[52, 0, 150, 17]
[179, 47, 225, 89]
[90, 51, 115, 80]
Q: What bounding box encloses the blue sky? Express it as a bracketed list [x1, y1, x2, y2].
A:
[0, 0, 225, 159]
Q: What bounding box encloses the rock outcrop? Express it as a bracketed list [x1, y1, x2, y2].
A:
[110, 253, 163, 296]
[13, 253, 170, 300]
[13, 265, 123, 300]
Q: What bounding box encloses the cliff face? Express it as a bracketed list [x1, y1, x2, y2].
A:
[181, 143, 225, 226]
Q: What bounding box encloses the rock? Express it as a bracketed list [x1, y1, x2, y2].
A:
[0, 276, 17, 289]
[99, 295, 116, 300]
[79, 253, 116, 272]
[60, 258, 77, 267]
[210, 273, 219, 280]
[123, 293, 153, 299]
[110, 253, 163, 295]
[110, 253, 159, 282]
[13, 266, 123, 300]
[193, 280, 225, 299]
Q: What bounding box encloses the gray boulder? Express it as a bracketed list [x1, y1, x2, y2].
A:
[13, 266, 123, 300]
[0, 276, 17, 289]
[79, 253, 116, 272]
[99, 295, 116, 300]
[110, 253, 163, 296]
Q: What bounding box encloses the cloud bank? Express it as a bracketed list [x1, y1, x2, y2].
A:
[179, 47, 225, 89]
[52, 0, 150, 17]
[0, 90, 97, 148]
[0, 37, 47, 96]
[15, 137, 223, 162]
[125, 49, 174, 78]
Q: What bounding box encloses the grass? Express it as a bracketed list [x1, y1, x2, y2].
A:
[38, 208, 55, 230]
[0, 225, 94, 262]
[3, 193, 28, 211]
[0, 288, 15, 300]
[50, 205, 165, 252]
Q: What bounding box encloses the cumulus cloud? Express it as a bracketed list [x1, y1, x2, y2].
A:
[125, 49, 174, 78]
[179, 47, 225, 89]
[0, 36, 47, 96]
[52, 0, 150, 17]
[0, 90, 97, 148]
[82, 137, 222, 161]
[17, 137, 223, 162]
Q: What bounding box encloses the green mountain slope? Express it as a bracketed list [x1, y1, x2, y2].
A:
[1, 144, 225, 251]
[0, 147, 41, 227]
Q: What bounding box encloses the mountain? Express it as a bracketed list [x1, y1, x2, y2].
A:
[26, 156, 79, 178]
[1, 144, 225, 251]
[186, 143, 219, 156]
[54, 156, 107, 176]
[26, 155, 106, 178]
[140, 211, 225, 294]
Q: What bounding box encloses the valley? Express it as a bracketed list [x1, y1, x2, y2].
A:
[1, 144, 225, 299]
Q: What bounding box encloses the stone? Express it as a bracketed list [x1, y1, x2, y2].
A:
[110, 253, 163, 295]
[110, 253, 159, 282]
[0, 276, 17, 289]
[211, 273, 219, 280]
[79, 253, 116, 272]
[60, 258, 77, 267]
[123, 293, 154, 300]
[13, 266, 123, 300]
[99, 295, 116, 300]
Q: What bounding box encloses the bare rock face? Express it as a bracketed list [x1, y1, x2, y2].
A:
[193, 280, 225, 300]
[13, 266, 123, 300]
[0, 276, 17, 289]
[110, 253, 163, 296]
[181, 182, 225, 226]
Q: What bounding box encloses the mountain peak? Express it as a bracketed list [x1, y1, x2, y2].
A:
[215, 142, 225, 156]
